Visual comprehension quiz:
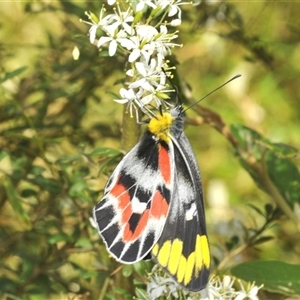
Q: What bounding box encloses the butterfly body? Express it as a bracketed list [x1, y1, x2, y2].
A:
[94, 105, 210, 291]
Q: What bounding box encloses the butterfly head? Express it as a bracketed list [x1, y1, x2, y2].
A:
[147, 105, 185, 143]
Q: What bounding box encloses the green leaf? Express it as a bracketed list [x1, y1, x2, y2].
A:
[270, 143, 299, 157]
[122, 265, 133, 277]
[252, 235, 274, 246]
[55, 154, 81, 164]
[231, 124, 300, 207]
[231, 260, 300, 296]
[3, 177, 30, 223]
[135, 287, 149, 300]
[265, 151, 300, 205]
[0, 66, 27, 83]
[48, 233, 71, 244]
[133, 260, 153, 276]
[30, 165, 46, 175]
[31, 175, 62, 194]
[0, 277, 19, 293]
[69, 180, 88, 197]
[231, 124, 269, 158]
[89, 147, 122, 158]
[1, 295, 24, 300]
[21, 188, 38, 198]
[75, 237, 93, 248]
[247, 203, 265, 217]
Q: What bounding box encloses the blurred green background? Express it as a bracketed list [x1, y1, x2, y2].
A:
[1, 1, 300, 299]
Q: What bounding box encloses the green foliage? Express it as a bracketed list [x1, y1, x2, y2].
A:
[1, 1, 300, 299]
[231, 260, 300, 296]
[231, 124, 300, 223]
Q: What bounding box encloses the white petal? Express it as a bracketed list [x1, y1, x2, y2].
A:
[136, 1, 145, 12]
[114, 99, 128, 104]
[123, 23, 134, 35]
[249, 286, 259, 296]
[126, 69, 134, 77]
[129, 49, 141, 62]
[234, 294, 246, 300]
[140, 94, 153, 105]
[159, 24, 168, 34]
[135, 62, 147, 76]
[168, 5, 178, 17]
[136, 24, 158, 39]
[120, 38, 136, 50]
[140, 50, 152, 62]
[119, 88, 128, 97]
[89, 25, 98, 43]
[149, 58, 157, 70]
[97, 36, 111, 47]
[109, 40, 117, 56]
[170, 18, 181, 26]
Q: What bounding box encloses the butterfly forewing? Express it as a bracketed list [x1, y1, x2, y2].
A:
[93, 133, 172, 263]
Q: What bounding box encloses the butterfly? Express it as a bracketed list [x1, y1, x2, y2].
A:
[93, 101, 210, 291]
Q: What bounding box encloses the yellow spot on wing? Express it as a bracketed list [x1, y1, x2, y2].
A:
[201, 235, 210, 268]
[195, 235, 210, 272]
[152, 235, 210, 287]
[157, 240, 171, 267]
[177, 255, 186, 283]
[184, 252, 195, 285]
[152, 244, 158, 256]
[168, 239, 183, 275]
[195, 235, 203, 272]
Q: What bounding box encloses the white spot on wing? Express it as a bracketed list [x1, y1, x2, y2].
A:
[185, 202, 197, 221]
[131, 196, 147, 214]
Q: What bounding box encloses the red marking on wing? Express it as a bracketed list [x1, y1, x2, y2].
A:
[151, 190, 169, 218]
[132, 210, 150, 240]
[123, 210, 150, 242]
[110, 181, 130, 209]
[121, 204, 132, 224]
[110, 180, 134, 232]
[158, 145, 171, 184]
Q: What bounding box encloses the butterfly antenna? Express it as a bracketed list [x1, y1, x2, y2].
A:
[183, 74, 241, 112]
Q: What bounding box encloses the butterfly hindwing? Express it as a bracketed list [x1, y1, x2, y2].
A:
[151, 115, 210, 291]
[93, 131, 172, 263]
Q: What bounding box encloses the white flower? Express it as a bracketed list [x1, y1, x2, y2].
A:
[153, 25, 180, 57]
[114, 88, 141, 118]
[135, 0, 157, 12]
[82, 8, 112, 44]
[107, 0, 116, 5]
[136, 25, 158, 41]
[170, 18, 182, 26]
[125, 36, 153, 63]
[110, 6, 134, 35]
[139, 87, 169, 107]
[158, 0, 190, 22]
[82, 0, 190, 114]
[234, 281, 262, 300]
[122, 25, 162, 63]
[115, 88, 138, 105]
[146, 266, 264, 300]
[200, 275, 236, 299]
[167, 0, 184, 19]
[128, 59, 162, 92]
[97, 27, 128, 56]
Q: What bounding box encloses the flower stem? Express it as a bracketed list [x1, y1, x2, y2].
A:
[121, 105, 141, 152]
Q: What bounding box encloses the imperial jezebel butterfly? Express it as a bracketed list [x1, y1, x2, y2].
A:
[93, 101, 210, 291]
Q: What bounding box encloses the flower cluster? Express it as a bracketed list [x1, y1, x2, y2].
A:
[81, 0, 190, 117]
[146, 268, 263, 300]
